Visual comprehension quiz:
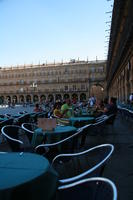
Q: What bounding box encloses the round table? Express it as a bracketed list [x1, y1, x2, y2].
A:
[69, 116, 95, 127]
[0, 152, 58, 200]
[34, 125, 77, 144]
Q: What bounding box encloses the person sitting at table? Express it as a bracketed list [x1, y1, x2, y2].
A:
[53, 102, 63, 118]
[61, 98, 72, 118]
[34, 103, 44, 112]
[103, 97, 117, 115]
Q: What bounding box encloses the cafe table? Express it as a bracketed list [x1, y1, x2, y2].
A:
[34, 125, 77, 144]
[0, 152, 58, 200]
[69, 116, 95, 127]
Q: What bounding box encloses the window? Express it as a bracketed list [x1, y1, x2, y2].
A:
[81, 84, 85, 90]
[73, 85, 76, 91]
[64, 85, 68, 91]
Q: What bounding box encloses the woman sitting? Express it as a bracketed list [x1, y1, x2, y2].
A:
[34, 103, 43, 112]
[53, 102, 63, 118]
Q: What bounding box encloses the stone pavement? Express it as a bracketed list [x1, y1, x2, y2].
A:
[0, 104, 35, 115]
[85, 113, 133, 200]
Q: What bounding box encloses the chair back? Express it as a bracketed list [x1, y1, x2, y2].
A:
[14, 114, 30, 126]
[35, 126, 86, 160]
[1, 125, 30, 152]
[52, 144, 114, 184]
[0, 118, 14, 130]
[21, 123, 38, 142]
[57, 177, 117, 200]
[88, 118, 108, 135]
[106, 114, 116, 125]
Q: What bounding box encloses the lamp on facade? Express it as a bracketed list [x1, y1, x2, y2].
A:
[30, 82, 37, 92]
[20, 88, 24, 93]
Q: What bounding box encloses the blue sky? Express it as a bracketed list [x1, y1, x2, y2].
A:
[0, 0, 113, 66]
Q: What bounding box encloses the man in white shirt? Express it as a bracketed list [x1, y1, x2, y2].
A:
[129, 93, 133, 104]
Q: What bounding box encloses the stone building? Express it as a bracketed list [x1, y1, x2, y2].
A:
[0, 60, 106, 104]
[106, 0, 133, 103]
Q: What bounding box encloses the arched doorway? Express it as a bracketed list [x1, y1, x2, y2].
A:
[48, 94, 54, 102]
[80, 93, 86, 101]
[90, 84, 104, 100]
[40, 95, 46, 103]
[6, 96, 11, 104]
[72, 93, 78, 103]
[12, 95, 17, 104]
[64, 94, 70, 100]
[26, 95, 31, 103]
[0, 96, 4, 104]
[33, 95, 39, 103]
[19, 95, 24, 103]
[55, 94, 62, 101]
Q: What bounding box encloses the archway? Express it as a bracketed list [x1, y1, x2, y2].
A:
[72, 93, 78, 103]
[40, 95, 46, 103]
[55, 94, 62, 101]
[48, 94, 54, 102]
[12, 95, 17, 104]
[64, 94, 70, 100]
[90, 84, 104, 100]
[80, 93, 86, 101]
[19, 95, 24, 103]
[33, 95, 39, 103]
[26, 95, 31, 103]
[6, 96, 11, 104]
[0, 96, 4, 104]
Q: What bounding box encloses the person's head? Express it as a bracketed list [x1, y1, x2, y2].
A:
[103, 97, 109, 105]
[54, 102, 61, 109]
[35, 103, 39, 108]
[65, 98, 71, 105]
[110, 97, 117, 105]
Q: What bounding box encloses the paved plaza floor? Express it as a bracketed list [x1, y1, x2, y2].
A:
[0, 104, 36, 115]
[85, 113, 133, 200]
[0, 106, 133, 199]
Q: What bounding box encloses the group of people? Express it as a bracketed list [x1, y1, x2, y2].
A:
[33, 96, 118, 119]
[33, 98, 72, 119]
[53, 98, 72, 118]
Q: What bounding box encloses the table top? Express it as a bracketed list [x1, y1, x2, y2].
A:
[69, 116, 95, 126]
[0, 152, 57, 190]
[45, 125, 77, 134]
[0, 152, 58, 200]
[69, 116, 94, 122]
[34, 125, 77, 145]
[34, 125, 77, 135]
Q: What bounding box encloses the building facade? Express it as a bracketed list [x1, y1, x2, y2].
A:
[0, 60, 106, 104]
[106, 0, 133, 103]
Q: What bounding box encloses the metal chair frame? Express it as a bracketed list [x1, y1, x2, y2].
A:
[57, 177, 117, 200]
[52, 144, 114, 184]
[35, 124, 91, 149]
[21, 123, 38, 142]
[1, 125, 31, 152]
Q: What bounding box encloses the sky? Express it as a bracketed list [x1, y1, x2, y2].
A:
[0, 0, 113, 67]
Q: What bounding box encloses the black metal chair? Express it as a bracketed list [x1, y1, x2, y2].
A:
[105, 114, 116, 125]
[52, 144, 114, 185]
[80, 117, 108, 147]
[1, 125, 32, 152]
[21, 123, 38, 142]
[56, 177, 117, 200]
[35, 125, 91, 161]
[14, 114, 31, 126]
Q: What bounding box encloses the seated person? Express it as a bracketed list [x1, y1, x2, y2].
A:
[104, 97, 117, 116]
[34, 103, 43, 112]
[53, 102, 63, 118]
[61, 98, 72, 118]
